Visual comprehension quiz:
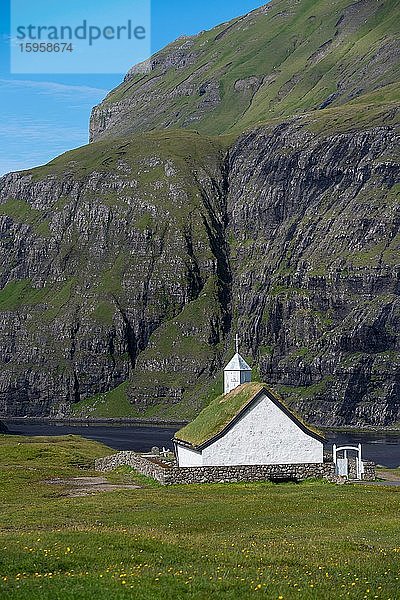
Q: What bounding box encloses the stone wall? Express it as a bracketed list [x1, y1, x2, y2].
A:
[95, 451, 167, 483]
[95, 452, 375, 485]
[341, 457, 376, 481]
[362, 461, 376, 481]
[163, 462, 336, 485]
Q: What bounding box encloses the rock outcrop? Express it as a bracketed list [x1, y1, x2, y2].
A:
[226, 121, 399, 426]
[0, 133, 229, 417]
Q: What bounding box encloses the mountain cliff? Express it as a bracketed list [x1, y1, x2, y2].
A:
[0, 0, 399, 425]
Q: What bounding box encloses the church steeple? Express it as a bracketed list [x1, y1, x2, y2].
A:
[224, 335, 252, 395]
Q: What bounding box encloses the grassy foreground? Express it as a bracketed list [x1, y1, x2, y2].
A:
[0, 435, 399, 600]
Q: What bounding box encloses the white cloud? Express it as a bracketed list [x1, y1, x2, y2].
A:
[0, 79, 109, 176]
[0, 117, 89, 176]
[0, 78, 108, 100]
[0, 117, 85, 142]
[0, 157, 45, 177]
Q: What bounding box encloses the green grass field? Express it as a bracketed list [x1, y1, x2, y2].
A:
[0, 434, 399, 599]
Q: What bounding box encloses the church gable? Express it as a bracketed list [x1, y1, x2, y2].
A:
[200, 392, 323, 467]
[174, 382, 324, 452]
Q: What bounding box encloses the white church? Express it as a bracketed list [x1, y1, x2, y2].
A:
[174, 337, 324, 468]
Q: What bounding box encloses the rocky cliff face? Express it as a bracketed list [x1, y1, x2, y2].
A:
[226, 120, 399, 426]
[1, 117, 398, 424]
[0, 133, 230, 417]
[0, 0, 399, 425]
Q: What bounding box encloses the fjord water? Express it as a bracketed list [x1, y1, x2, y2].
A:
[325, 431, 400, 468]
[4, 422, 400, 468]
[4, 421, 178, 454]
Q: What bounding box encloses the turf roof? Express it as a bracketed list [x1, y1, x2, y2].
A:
[174, 382, 325, 449]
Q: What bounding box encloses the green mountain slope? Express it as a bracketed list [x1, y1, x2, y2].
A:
[90, 0, 399, 140]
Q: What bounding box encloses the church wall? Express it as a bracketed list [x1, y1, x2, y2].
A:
[240, 371, 251, 385]
[201, 394, 324, 466]
[224, 370, 240, 394]
[176, 444, 203, 467]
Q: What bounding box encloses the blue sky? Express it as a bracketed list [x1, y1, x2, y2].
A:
[0, 0, 265, 176]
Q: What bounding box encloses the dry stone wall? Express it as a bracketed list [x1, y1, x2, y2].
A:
[362, 462, 376, 481]
[95, 451, 167, 483]
[95, 451, 376, 485]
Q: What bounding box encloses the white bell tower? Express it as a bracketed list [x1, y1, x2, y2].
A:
[224, 334, 252, 395]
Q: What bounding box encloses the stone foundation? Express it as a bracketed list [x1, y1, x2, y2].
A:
[95, 452, 376, 485]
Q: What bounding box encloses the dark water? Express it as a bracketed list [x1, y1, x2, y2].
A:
[5, 422, 179, 453]
[325, 431, 400, 469]
[4, 422, 400, 468]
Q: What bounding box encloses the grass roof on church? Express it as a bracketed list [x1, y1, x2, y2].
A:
[174, 383, 265, 448]
[174, 382, 325, 448]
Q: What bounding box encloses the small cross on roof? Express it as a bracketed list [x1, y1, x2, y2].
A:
[235, 333, 240, 353]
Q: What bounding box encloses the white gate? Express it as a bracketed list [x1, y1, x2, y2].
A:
[333, 444, 365, 480]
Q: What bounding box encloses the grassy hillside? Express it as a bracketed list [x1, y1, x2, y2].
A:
[91, 0, 400, 140]
[71, 382, 134, 418]
[1, 102, 398, 421]
[0, 434, 399, 599]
